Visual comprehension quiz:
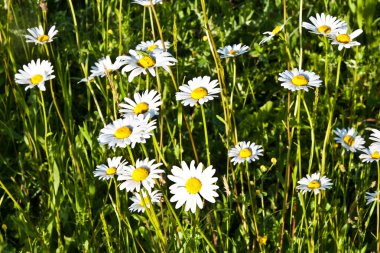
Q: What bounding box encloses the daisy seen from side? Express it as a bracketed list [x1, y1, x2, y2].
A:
[25, 25, 58, 45]
[329, 29, 363, 51]
[136, 40, 170, 52]
[296, 173, 332, 195]
[175, 76, 220, 107]
[333, 127, 365, 152]
[365, 191, 380, 205]
[119, 90, 162, 119]
[78, 56, 123, 83]
[359, 144, 380, 163]
[228, 141, 264, 165]
[302, 13, 347, 36]
[93, 156, 128, 180]
[278, 68, 322, 92]
[259, 18, 291, 45]
[118, 158, 164, 192]
[217, 43, 249, 58]
[129, 190, 162, 213]
[15, 59, 55, 91]
[168, 160, 219, 213]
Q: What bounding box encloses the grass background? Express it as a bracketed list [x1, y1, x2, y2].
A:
[1, 0, 380, 252]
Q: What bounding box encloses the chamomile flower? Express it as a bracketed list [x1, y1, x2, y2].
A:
[93, 156, 128, 180]
[15, 59, 55, 91]
[78, 56, 123, 83]
[259, 18, 291, 45]
[302, 13, 347, 36]
[118, 158, 164, 192]
[217, 43, 249, 58]
[296, 173, 332, 195]
[136, 40, 170, 52]
[132, 0, 162, 6]
[98, 115, 156, 149]
[168, 160, 219, 213]
[129, 190, 162, 213]
[359, 144, 380, 163]
[365, 191, 380, 205]
[333, 127, 365, 152]
[175, 76, 220, 107]
[119, 90, 162, 118]
[118, 50, 177, 82]
[25, 25, 58, 45]
[329, 29, 363, 51]
[228, 141, 263, 165]
[278, 68, 322, 92]
[369, 128, 380, 144]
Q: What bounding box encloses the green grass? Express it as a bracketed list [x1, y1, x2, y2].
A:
[1, 0, 380, 252]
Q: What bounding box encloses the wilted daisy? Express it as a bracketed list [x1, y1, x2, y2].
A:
[333, 127, 365, 152]
[175, 76, 220, 107]
[168, 160, 219, 213]
[119, 90, 162, 118]
[93, 156, 128, 180]
[369, 128, 380, 144]
[296, 173, 332, 195]
[78, 56, 123, 83]
[278, 68, 322, 92]
[302, 13, 347, 36]
[98, 115, 156, 149]
[129, 190, 162, 213]
[329, 29, 363, 51]
[228, 141, 264, 165]
[118, 50, 177, 82]
[359, 144, 380, 163]
[132, 0, 162, 6]
[15, 59, 55, 91]
[365, 191, 380, 205]
[259, 18, 290, 45]
[217, 43, 249, 58]
[136, 40, 170, 52]
[118, 158, 164, 192]
[25, 25, 58, 45]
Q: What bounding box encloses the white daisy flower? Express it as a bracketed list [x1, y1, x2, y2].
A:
[333, 127, 365, 152]
[15, 59, 55, 91]
[132, 0, 162, 6]
[118, 50, 177, 82]
[302, 13, 347, 36]
[259, 18, 291, 45]
[136, 40, 170, 52]
[25, 25, 58, 45]
[359, 144, 380, 163]
[217, 43, 249, 58]
[175, 76, 220, 107]
[369, 128, 380, 144]
[119, 90, 162, 118]
[98, 115, 156, 149]
[329, 29, 363, 51]
[278, 68, 322, 92]
[296, 173, 332, 195]
[365, 191, 380, 205]
[228, 141, 264, 165]
[78, 56, 123, 83]
[168, 160, 219, 213]
[118, 158, 164, 192]
[129, 190, 162, 213]
[93, 156, 128, 180]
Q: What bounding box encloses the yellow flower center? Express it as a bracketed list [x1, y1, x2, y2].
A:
[147, 45, 158, 52]
[239, 148, 252, 158]
[371, 151, 380, 159]
[185, 177, 202, 194]
[114, 126, 132, 139]
[336, 34, 351, 44]
[138, 56, 156, 68]
[317, 25, 332, 34]
[272, 25, 282, 35]
[228, 50, 237, 55]
[307, 180, 321, 189]
[190, 87, 208, 100]
[131, 167, 149, 182]
[30, 74, 43, 85]
[140, 196, 150, 207]
[134, 102, 149, 115]
[105, 167, 117, 175]
[37, 34, 50, 42]
[343, 135, 355, 146]
[291, 75, 309, 86]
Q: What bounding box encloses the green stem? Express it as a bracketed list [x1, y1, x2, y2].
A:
[200, 104, 211, 166]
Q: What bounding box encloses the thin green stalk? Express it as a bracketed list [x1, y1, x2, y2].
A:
[377, 161, 380, 252]
[200, 104, 211, 166]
